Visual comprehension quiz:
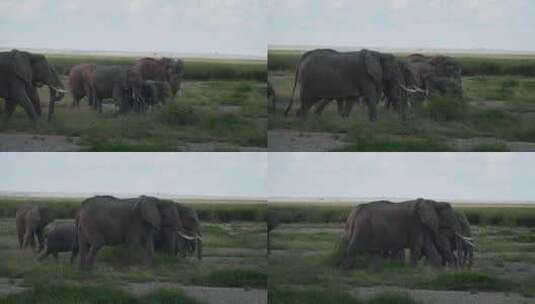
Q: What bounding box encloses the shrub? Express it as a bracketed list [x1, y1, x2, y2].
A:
[425, 97, 467, 122]
[420, 272, 509, 291]
[158, 103, 200, 126]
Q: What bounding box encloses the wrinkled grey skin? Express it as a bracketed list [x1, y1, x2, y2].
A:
[285, 49, 408, 121]
[0, 50, 65, 123]
[16, 205, 54, 252]
[72, 195, 182, 270]
[406, 54, 463, 100]
[339, 199, 470, 270]
[435, 210, 473, 269]
[154, 203, 202, 260]
[90, 65, 144, 113]
[134, 57, 184, 97]
[39, 222, 76, 262]
[138, 80, 171, 112]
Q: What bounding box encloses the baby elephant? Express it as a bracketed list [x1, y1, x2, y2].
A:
[39, 223, 76, 262]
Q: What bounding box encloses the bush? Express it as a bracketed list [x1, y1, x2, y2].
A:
[420, 272, 509, 291]
[268, 287, 362, 304]
[425, 97, 467, 122]
[158, 103, 201, 126]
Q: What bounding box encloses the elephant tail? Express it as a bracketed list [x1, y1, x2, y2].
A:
[284, 64, 301, 117]
[71, 216, 79, 264]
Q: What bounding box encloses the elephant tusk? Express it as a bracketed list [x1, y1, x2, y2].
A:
[400, 85, 425, 94]
[176, 231, 199, 241]
[50, 86, 67, 93]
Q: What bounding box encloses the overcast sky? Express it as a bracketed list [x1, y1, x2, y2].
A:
[269, 0, 535, 51]
[269, 153, 535, 202]
[0, 153, 267, 197]
[0, 0, 266, 56]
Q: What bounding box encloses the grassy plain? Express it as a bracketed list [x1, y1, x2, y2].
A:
[0, 54, 267, 151]
[268, 50, 535, 151]
[0, 197, 267, 302]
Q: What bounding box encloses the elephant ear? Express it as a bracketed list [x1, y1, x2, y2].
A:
[364, 50, 383, 85]
[12, 50, 32, 83]
[416, 199, 439, 234]
[135, 197, 161, 229]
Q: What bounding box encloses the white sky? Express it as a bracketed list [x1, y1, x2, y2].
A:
[269, 0, 535, 51]
[1, 153, 534, 202]
[0, 153, 267, 197]
[0, 0, 266, 56]
[269, 153, 535, 202]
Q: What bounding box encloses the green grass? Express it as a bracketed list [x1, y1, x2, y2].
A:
[193, 269, 267, 288]
[0, 196, 268, 222]
[47, 54, 266, 81]
[0, 55, 267, 151]
[0, 283, 202, 304]
[268, 50, 535, 77]
[269, 50, 535, 151]
[268, 288, 420, 304]
[267, 204, 535, 227]
[418, 272, 509, 291]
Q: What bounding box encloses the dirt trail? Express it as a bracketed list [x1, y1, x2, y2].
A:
[125, 282, 267, 304]
[0, 133, 81, 151]
[0, 279, 267, 304]
[449, 137, 535, 152]
[177, 142, 267, 152]
[268, 129, 349, 151]
[351, 286, 533, 304]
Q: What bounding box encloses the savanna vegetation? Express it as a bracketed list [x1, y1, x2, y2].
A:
[0, 53, 267, 152]
[267, 202, 535, 303]
[268, 50, 535, 152]
[0, 197, 267, 302]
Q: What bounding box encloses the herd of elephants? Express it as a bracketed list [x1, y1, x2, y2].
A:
[16, 195, 202, 269]
[0, 48, 463, 125]
[0, 49, 184, 123]
[270, 49, 463, 120]
[16, 196, 472, 271]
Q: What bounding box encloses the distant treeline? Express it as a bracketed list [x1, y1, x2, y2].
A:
[268, 51, 535, 77]
[268, 205, 535, 227]
[46, 55, 266, 81]
[0, 198, 267, 223]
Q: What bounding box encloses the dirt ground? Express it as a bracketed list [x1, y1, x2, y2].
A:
[0, 133, 81, 151]
[268, 129, 350, 151]
[351, 286, 533, 304]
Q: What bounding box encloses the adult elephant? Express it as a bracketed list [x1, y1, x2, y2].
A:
[138, 80, 171, 112]
[68, 63, 95, 108]
[72, 195, 182, 269]
[0, 50, 66, 123]
[89, 65, 144, 113]
[134, 57, 184, 97]
[285, 49, 415, 121]
[339, 199, 472, 270]
[15, 204, 54, 252]
[406, 54, 463, 99]
[154, 203, 202, 260]
[437, 210, 473, 268]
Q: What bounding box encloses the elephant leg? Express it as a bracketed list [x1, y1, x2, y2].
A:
[298, 97, 316, 119]
[28, 85, 42, 116]
[36, 229, 45, 253]
[17, 226, 24, 249]
[343, 98, 356, 118]
[5, 99, 17, 119]
[363, 85, 379, 121]
[142, 232, 155, 266]
[78, 233, 90, 269]
[53, 252, 59, 260]
[86, 241, 104, 269]
[409, 237, 423, 267]
[22, 227, 35, 250]
[10, 81, 38, 123]
[313, 99, 331, 116]
[38, 249, 50, 261]
[336, 100, 344, 116]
